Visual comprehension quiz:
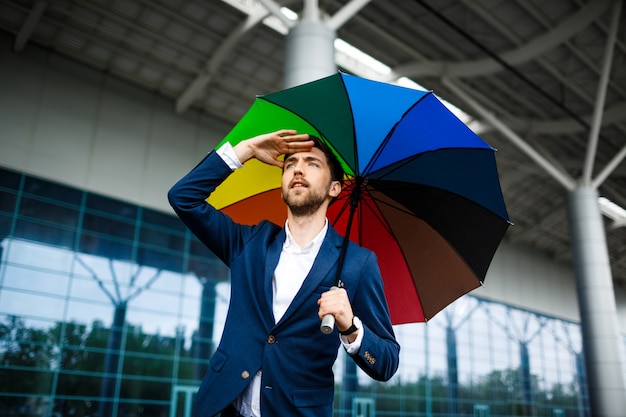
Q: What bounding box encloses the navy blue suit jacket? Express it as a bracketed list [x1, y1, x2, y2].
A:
[168, 151, 400, 417]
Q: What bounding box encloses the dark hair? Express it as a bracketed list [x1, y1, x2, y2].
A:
[307, 135, 345, 186]
[284, 135, 345, 186]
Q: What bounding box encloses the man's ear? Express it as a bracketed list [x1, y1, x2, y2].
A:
[329, 181, 342, 198]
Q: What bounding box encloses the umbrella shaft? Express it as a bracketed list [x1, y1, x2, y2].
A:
[333, 178, 363, 287]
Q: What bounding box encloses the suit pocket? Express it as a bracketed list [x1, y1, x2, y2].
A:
[209, 348, 229, 372]
[292, 386, 334, 407]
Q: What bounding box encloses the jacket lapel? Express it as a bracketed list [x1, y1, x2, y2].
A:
[264, 229, 285, 325]
[274, 227, 343, 328]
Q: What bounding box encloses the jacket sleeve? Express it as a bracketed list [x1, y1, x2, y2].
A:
[348, 250, 400, 382]
[167, 151, 253, 266]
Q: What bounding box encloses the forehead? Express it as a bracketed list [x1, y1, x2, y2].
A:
[285, 147, 327, 162]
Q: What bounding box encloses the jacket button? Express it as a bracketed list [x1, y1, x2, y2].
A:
[241, 370, 250, 379]
[267, 335, 276, 344]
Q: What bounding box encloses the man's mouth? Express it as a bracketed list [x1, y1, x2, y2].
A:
[291, 181, 308, 188]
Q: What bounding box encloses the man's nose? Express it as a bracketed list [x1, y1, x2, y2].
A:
[293, 161, 304, 174]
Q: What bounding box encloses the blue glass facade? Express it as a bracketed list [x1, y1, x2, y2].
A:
[0, 166, 615, 417]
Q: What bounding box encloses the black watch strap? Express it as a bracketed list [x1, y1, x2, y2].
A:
[340, 317, 358, 336]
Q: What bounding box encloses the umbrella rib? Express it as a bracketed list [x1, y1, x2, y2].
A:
[360, 186, 428, 321]
[331, 196, 351, 220]
[338, 72, 360, 174]
[369, 153, 421, 180]
[259, 87, 357, 177]
[330, 182, 397, 240]
[369, 147, 477, 180]
[335, 181, 427, 240]
[330, 182, 355, 224]
[362, 91, 433, 175]
[365, 189, 421, 220]
[359, 187, 396, 237]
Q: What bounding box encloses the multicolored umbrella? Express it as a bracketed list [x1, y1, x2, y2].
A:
[209, 72, 510, 324]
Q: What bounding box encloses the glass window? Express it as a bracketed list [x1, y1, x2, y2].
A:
[0, 214, 13, 236]
[139, 225, 185, 252]
[23, 176, 83, 206]
[82, 212, 135, 240]
[188, 236, 213, 258]
[0, 168, 22, 191]
[14, 217, 76, 249]
[142, 207, 186, 232]
[19, 196, 80, 227]
[0, 170, 596, 417]
[0, 191, 17, 214]
[78, 232, 134, 260]
[85, 193, 136, 220]
[136, 245, 183, 271]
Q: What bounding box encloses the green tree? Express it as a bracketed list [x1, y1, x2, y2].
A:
[0, 315, 55, 415]
[51, 320, 101, 398]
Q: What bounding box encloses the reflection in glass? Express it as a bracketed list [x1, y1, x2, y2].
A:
[23, 175, 83, 205]
[15, 218, 76, 249]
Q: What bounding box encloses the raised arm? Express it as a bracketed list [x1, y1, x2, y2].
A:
[232, 130, 313, 168]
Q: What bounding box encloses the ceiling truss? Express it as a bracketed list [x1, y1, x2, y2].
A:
[0, 0, 624, 286]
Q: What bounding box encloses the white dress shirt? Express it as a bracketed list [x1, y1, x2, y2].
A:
[216, 143, 363, 417]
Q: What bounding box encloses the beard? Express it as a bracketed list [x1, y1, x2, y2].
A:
[282, 186, 328, 217]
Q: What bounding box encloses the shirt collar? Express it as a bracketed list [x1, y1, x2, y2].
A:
[284, 219, 328, 253]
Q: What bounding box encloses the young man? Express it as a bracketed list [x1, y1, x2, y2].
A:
[168, 130, 399, 417]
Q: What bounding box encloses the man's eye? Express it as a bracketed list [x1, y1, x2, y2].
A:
[309, 162, 319, 167]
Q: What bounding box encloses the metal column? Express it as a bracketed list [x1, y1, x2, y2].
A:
[443, 72, 626, 416]
[568, 187, 626, 417]
[283, 20, 336, 88]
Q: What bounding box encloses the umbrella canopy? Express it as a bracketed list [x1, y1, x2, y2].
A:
[209, 71, 510, 324]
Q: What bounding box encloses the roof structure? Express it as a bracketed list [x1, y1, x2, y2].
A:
[1, 0, 624, 286]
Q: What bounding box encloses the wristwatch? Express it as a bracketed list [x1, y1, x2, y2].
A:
[340, 316, 362, 336]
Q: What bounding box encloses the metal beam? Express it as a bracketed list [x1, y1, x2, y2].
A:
[582, 0, 622, 185]
[258, 0, 295, 27]
[499, 101, 626, 136]
[327, 0, 372, 31]
[14, 0, 47, 51]
[390, 0, 611, 79]
[175, 10, 269, 114]
[593, 143, 626, 189]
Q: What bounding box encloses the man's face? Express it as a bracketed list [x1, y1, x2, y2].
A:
[281, 147, 340, 217]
